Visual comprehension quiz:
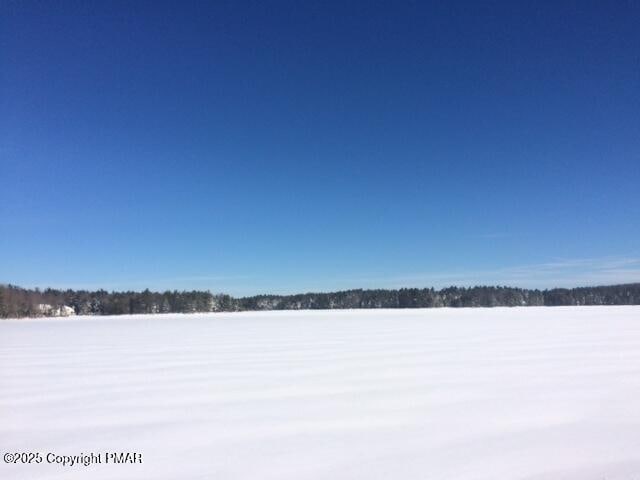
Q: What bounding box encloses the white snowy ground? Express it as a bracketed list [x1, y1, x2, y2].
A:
[1, 307, 640, 480]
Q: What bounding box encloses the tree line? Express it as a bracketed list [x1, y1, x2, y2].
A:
[1, 283, 639, 318]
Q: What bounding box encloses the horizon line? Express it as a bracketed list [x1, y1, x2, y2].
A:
[3, 281, 639, 298]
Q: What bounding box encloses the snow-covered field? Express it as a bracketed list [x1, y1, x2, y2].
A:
[1, 307, 640, 480]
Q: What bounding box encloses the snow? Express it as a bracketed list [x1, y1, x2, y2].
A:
[35, 304, 75, 317]
[1, 307, 640, 480]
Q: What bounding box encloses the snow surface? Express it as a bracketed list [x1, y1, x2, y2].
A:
[1, 307, 640, 480]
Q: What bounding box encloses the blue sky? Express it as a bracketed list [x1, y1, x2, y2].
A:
[1, 1, 639, 295]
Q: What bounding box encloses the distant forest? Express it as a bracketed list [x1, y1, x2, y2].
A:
[1, 283, 639, 318]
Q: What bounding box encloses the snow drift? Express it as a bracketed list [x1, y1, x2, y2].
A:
[1, 307, 639, 479]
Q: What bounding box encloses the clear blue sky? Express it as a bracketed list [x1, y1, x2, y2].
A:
[1, 1, 639, 295]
